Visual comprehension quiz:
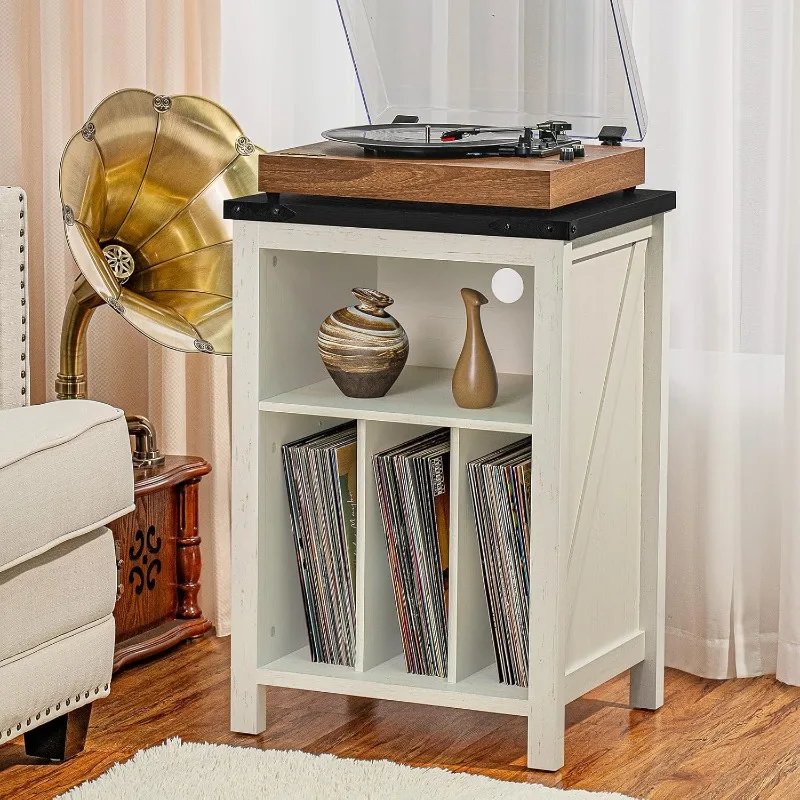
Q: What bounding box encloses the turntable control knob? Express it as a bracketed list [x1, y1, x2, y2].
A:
[560, 147, 575, 162]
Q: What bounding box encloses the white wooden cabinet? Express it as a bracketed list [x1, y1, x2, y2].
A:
[229, 207, 670, 771]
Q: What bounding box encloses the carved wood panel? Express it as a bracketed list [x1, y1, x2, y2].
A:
[112, 490, 178, 641]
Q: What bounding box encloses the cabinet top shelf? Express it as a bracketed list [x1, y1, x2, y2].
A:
[260, 366, 533, 434]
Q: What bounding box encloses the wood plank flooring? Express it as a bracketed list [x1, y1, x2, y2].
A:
[2, 635, 799, 799]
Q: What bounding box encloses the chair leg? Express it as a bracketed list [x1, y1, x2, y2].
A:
[23, 703, 92, 761]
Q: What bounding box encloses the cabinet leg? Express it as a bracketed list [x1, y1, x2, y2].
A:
[630, 652, 663, 710]
[630, 213, 669, 711]
[231, 675, 267, 734]
[527, 250, 569, 772]
[24, 703, 92, 761]
[527, 704, 565, 771]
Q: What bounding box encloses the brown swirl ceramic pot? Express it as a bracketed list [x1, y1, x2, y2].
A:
[318, 288, 409, 398]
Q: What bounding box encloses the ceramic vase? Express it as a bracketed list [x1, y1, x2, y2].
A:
[452, 288, 498, 409]
[318, 288, 409, 398]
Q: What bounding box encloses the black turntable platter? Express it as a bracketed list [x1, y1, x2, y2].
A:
[322, 121, 584, 158]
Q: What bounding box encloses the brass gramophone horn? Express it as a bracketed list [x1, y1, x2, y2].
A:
[56, 89, 262, 464]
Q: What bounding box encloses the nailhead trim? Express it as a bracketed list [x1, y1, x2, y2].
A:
[2, 685, 109, 741]
[18, 193, 27, 402]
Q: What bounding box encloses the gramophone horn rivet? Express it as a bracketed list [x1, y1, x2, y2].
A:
[153, 95, 172, 113]
[102, 244, 135, 284]
[236, 136, 255, 156]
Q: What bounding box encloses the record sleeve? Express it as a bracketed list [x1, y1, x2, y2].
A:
[467, 438, 532, 686]
[282, 422, 358, 666]
[373, 428, 451, 678]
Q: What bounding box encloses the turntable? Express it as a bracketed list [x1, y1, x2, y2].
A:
[255, 0, 656, 213]
[259, 120, 643, 212]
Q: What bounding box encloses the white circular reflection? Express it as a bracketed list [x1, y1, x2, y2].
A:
[491, 267, 524, 304]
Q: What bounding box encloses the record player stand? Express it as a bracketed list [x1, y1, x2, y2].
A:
[228, 196, 672, 771]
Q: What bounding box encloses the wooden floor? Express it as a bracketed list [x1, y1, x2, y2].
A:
[3, 636, 800, 799]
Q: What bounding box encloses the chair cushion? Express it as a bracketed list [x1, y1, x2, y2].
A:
[0, 527, 117, 663]
[0, 400, 134, 573]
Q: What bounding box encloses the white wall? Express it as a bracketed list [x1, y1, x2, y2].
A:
[221, 0, 367, 152]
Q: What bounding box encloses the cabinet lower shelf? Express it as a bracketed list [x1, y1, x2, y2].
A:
[257, 647, 529, 716]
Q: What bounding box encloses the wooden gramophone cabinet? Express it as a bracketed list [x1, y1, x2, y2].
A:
[109, 455, 213, 672]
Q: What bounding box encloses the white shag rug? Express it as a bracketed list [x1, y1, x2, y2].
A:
[55, 738, 635, 800]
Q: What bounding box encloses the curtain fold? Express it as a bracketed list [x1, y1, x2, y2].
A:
[0, 0, 231, 635]
[628, 0, 799, 683]
[778, 0, 800, 683]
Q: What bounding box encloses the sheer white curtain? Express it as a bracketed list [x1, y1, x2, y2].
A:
[627, 0, 800, 682]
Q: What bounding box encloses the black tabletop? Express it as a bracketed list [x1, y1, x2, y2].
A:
[223, 189, 676, 242]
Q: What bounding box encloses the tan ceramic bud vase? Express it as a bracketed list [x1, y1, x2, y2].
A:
[318, 288, 409, 398]
[452, 288, 498, 409]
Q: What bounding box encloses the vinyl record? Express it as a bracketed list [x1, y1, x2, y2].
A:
[322, 122, 584, 158]
[322, 123, 521, 156]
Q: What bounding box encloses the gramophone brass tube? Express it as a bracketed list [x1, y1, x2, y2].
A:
[55, 276, 103, 400]
[126, 414, 165, 467]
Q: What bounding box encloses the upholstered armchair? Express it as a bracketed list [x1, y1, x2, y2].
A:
[0, 187, 134, 760]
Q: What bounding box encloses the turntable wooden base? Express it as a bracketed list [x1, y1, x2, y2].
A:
[258, 141, 645, 210]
